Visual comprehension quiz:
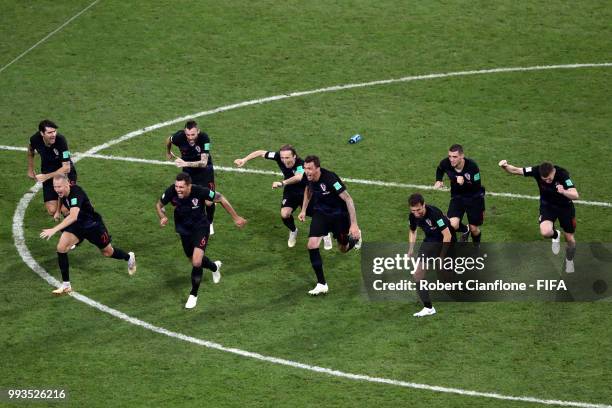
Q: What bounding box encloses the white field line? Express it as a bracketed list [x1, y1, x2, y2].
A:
[3, 145, 610, 207]
[10, 63, 612, 407]
[0, 0, 100, 74]
[81, 63, 612, 155]
[0, 145, 28, 152]
[11, 195, 612, 408]
[82, 153, 612, 207]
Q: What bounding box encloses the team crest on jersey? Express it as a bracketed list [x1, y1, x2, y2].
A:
[192, 198, 199, 207]
[195, 146, 201, 153]
[465, 173, 471, 181]
[320, 183, 327, 192]
[426, 219, 432, 227]
[53, 148, 59, 156]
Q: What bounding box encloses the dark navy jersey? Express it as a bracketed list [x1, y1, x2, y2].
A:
[170, 130, 214, 179]
[264, 151, 307, 195]
[308, 168, 348, 216]
[29, 133, 77, 179]
[409, 205, 451, 242]
[61, 185, 102, 229]
[160, 184, 216, 235]
[523, 165, 575, 207]
[436, 157, 483, 197]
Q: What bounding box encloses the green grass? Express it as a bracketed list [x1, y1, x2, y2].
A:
[1, 1, 611, 407]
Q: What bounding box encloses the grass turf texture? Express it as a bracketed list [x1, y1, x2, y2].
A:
[1, 1, 611, 407]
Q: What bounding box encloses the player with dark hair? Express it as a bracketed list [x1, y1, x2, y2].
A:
[166, 120, 217, 234]
[233, 145, 332, 249]
[39, 174, 136, 295]
[297, 155, 361, 295]
[27, 120, 77, 217]
[407, 193, 455, 317]
[499, 159, 579, 272]
[155, 172, 247, 309]
[434, 144, 485, 245]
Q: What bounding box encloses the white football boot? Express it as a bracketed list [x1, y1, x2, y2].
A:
[551, 230, 561, 255]
[212, 261, 222, 284]
[413, 307, 436, 317]
[308, 283, 329, 296]
[185, 295, 198, 309]
[323, 233, 333, 250]
[288, 229, 298, 248]
[128, 252, 137, 275]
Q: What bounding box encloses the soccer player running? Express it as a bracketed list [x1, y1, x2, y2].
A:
[155, 172, 247, 309]
[297, 156, 361, 295]
[39, 174, 136, 295]
[233, 145, 333, 249]
[407, 193, 455, 317]
[166, 120, 217, 234]
[27, 120, 77, 217]
[499, 160, 579, 273]
[434, 144, 485, 245]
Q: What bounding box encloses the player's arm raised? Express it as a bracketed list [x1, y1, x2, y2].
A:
[234, 150, 267, 167]
[498, 160, 525, 175]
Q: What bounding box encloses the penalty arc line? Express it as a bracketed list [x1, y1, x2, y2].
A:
[80, 62, 612, 155]
[11, 183, 612, 408]
[2, 145, 610, 208]
[11, 63, 612, 408]
[12, 186, 612, 408]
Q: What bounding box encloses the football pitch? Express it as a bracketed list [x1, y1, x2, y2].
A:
[1, 1, 611, 407]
